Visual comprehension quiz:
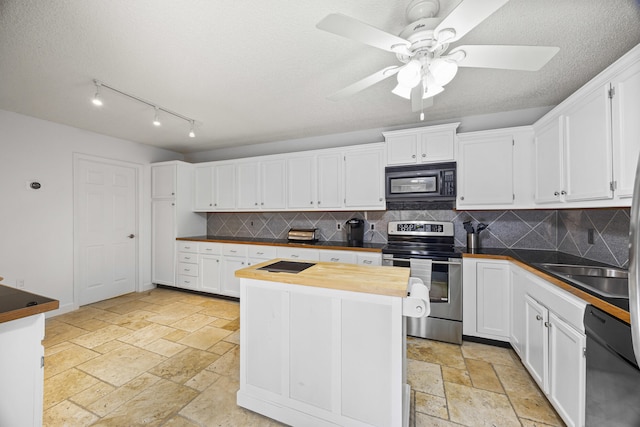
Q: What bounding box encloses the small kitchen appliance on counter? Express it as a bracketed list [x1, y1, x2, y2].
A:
[287, 228, 319, 243]
[345, 218, 365, 246]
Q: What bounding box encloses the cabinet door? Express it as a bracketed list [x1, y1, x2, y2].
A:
[151, 199, 176, 285]
[214, 164, 236, 209]
[564, 86, 613, 202]
[317, 153, 343, 209]
[612, 59, 640, 198]
[151, 164, 176, 198]
[419, 129, 455, 162]
[524, 295, 548, 392]
[200, 255, 222, 293]
[287, 156, 317, 209]
[548, 312, 586, 427]
[319, 250, 357, 264]
[386, 134, 418, 165]
[237, 162, 260, 209]
[534, 118, 564, 204]
[194, 165, 214, 210]
[261, 159, 286, 209]
[476, 262, 510, 339]
[457, 134, 514, 206]
[221, 256, 246, 297]
[344, 147, 385, 209]
[509, 267, 527, 357]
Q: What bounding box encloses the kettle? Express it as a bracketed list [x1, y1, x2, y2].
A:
[345, 218, 365, 246]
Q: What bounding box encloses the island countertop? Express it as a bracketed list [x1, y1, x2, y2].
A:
[0, 284, 59, 324]
[236, 259, 410, 298]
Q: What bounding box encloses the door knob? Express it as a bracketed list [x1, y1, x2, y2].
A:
[128, 234, 135, 239]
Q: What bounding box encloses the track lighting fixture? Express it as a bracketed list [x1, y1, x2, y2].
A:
[90, 79, 197, 138]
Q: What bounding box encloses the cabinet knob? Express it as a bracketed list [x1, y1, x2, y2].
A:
[214, 203, 217, 207]
[209, 203, 213, 206]
[254, 202, 258, 206]
[171, 192, 175, 196]
[318, 201, 321, 205]
[261, 202, 264, 205]
[310, 201, 313, 204]
[554, 192, 559, 196]
[379, 197, 383, 202]
[544, 321, 551, 328]
[422, 153, 426, 158]
[561, 190, 567, 195]
[128, 234, 135, 239]
[171, 202, 175, 206]
[536, 314, 542, 321]
[460, 196, 464, 201]
[411, 154, 416, 159]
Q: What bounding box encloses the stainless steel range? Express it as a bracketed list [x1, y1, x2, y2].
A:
[382, 220, 463, 344]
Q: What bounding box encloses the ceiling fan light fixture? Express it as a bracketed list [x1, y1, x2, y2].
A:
[429, 58, 458, 86]
[392, 83, 412, 99]
[396, 60, 422, 88]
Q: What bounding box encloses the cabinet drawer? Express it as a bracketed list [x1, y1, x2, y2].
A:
[177, 252, 197, 263]
[248, 245, 277, 259]
[177, 275, 198, 289]
[199, 242, 222, 255]
[223, 244, 248, 257]
[177, 262, 198, 277]
[319, 250, 357, 264]
[177, 241, 198, 253]
[357, 253, 382, 266]
[276, 247, 320, 261]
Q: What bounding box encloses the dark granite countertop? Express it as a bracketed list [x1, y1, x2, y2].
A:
[177, 235, 385, 252]
[0, 284, 59, 324]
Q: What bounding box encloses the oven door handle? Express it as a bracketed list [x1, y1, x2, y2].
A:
[384, 257, 461, 265]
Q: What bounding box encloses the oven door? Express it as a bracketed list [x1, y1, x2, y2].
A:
[382, 254, 462, 321]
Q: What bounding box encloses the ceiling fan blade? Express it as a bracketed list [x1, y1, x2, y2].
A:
[411, 86, 434, 113]
[328, 66, 400, 101]
[434, 0, 510, 44]
[450, 45, 560, 71]
[317, 13, 411, 56]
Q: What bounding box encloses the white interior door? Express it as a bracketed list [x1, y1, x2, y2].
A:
[75, 156, 138, 305]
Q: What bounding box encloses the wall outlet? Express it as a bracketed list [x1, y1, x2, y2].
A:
[370, 224, 375, 230]
[16, 279, 25, 289]
[336, 223, 341, 231]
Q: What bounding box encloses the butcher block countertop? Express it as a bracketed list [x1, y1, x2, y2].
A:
[0, 284, 59, 324]
[236, 259, 410, 298]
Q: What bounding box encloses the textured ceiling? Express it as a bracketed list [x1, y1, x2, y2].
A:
[1, 0, 639, 154]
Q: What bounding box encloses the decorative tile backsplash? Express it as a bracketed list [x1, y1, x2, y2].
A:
[207, 208, 631, 267]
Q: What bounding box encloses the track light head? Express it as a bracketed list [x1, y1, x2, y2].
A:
[189, 121, 195, 138]
[153, 107, 161, 126]
[92, 81, 103, 106]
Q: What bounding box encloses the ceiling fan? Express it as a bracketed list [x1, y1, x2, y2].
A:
[317, 0, 560, 118]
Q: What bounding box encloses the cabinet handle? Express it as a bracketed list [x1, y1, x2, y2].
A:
[257, 252, 264, 255]
[291, 254, 299, 258]
[331, 257, 339, 262]
[184, 280, 190, 284]
[230, 250, 237, 253]
[536, 314, 542, 321]
[411, 154, 416, 159]
[184, 268, 190, 272]
[544, 321, 551, 328]
[363, 260, 372, 264]
[184, 256, 191, 260]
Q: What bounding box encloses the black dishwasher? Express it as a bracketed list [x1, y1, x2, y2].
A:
[584, 305, 640, 426]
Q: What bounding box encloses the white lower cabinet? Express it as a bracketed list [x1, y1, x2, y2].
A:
[356, 253, 382, 266]
[220, 244, 249, 298]
[176, 241, 199, 291]
[462, 258, 510, 341]
[275, 246, 320, 262]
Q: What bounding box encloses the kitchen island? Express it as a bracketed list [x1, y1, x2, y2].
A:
[235, 260, 418, 427]
[0, 283, 59, 427]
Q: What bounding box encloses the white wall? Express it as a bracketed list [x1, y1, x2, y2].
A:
[0, 110, 182, 315]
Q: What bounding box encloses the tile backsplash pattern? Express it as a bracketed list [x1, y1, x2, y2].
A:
[207, 208, 631, 267]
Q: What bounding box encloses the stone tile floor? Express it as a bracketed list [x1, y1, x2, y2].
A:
[43, 287, 564, 426]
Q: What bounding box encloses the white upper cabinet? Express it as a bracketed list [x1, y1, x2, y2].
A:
[457, 130, 515, 207]
[237, 161, 260, 209]
[534, 117, 565, 204]
[260, 159, 287, 210]
[317, 152, 343, 209]
[533, 42, 640, 208]
[151, 164, 176, 199]
[563, 85, 613, 202]
[214, 163, 236, 210]
[344, 144, 385, 209]
[384, 123, 459, 165]
[612, 56, 640, 198]
[194, 165, 214, 210]
[287, 155, 317, 209]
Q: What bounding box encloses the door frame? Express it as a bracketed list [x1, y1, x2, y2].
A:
[73, 153, 142, 308]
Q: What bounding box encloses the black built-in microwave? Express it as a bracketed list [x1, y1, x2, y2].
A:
[385, 162, 456, 210]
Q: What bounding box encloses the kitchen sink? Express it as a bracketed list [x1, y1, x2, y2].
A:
[535, 263, 629, 299]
